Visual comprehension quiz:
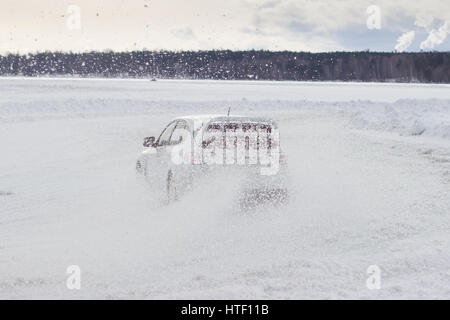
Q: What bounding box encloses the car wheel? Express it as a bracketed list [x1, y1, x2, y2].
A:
[166, 170, 178, 203]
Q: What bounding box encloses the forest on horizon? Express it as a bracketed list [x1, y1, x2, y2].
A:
[1, 50, 449, 83]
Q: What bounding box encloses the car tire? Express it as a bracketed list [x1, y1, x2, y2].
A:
[166, 170, 178, 203]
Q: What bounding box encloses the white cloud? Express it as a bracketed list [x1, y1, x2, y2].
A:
[414, 12, 434, 32]
[1, 0, 450, 53]
[248, 0, 450, 34]
[394, 31, 415, 52]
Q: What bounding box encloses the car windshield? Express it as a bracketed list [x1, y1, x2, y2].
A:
[203, 121, 273, 149]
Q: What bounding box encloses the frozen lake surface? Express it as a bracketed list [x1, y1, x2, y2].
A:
[1, 78, 450, 299]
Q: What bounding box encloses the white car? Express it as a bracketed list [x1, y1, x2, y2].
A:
[136, 114, 289, 205]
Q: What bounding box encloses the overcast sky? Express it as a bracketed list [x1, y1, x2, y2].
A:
[1, 0, 449, 53]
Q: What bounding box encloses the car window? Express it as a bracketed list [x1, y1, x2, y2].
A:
[242, 123, 257, 132]
[224, 122, 240, 149]
[202, 120, 274, 150]
[206, 123, 222, 132]
[224, 123, 239, 132]
[258, 124, 272, 150]
[170, 120, 190, 145]
[203, 122, 223, 148]
[157, 121, 177, 146]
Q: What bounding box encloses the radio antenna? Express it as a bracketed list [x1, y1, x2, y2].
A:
[227, 106, 231, 117]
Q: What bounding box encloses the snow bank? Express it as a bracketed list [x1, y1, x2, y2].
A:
[2, 95, 449, 141]
[348, 99, 450, 140]
[1, 78, 449, 141]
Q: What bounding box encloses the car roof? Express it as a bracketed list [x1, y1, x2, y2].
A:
[175, 114, 278, 131]
[176, 114, 239, 121]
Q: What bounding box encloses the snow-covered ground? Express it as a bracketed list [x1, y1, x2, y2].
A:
[1, 78, 450, 299]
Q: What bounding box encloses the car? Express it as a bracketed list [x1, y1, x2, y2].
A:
[136, 114, 289, 205]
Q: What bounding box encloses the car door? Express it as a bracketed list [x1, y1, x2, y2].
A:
[167, 120, 192, 176]
[144, 120, 178, 188]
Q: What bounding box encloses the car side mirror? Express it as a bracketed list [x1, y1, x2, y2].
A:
[143, 136, 155, 147]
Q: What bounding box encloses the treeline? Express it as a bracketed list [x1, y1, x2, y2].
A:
[1, 50, 449, 83]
